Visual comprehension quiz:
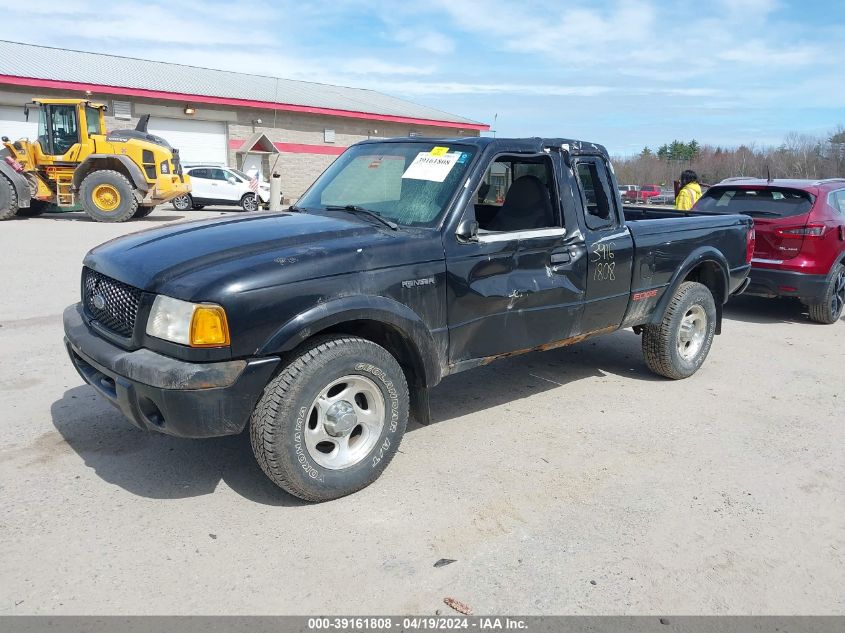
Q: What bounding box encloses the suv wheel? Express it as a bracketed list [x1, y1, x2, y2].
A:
[172, 195, 192, 211]
[241, 193, 258, 212]
[250, 335, 409, 501]
[642, 281, 717, 379]
[808, 263, 845, 324]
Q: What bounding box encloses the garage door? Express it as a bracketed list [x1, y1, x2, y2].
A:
[147, 117, 227, 166]
[0, 105, 38, 142]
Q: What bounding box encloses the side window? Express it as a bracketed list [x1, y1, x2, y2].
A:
[85, 106, 100, 137]
[831, 190, 845, 214]
[575, 159, 616, 230]
[209, 168, 228, 181]
[474, 155, 560, 232]
[189, 168, 208, 179]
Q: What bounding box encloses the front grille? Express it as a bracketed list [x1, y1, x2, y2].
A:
[82, 267, 142, 338]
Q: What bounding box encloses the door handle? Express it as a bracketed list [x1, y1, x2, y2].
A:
[550, 252, 571, 272]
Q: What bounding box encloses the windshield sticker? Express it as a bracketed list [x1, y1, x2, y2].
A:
[457, 152, 469, 164]
[402, 151, 461, 183]
[430, 146, 450, 157]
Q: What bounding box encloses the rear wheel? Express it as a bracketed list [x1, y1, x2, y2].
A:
[133, 204, 156, 219]
[250, 336, 409, 501]
[80, 170, 138, 222]
[0, 175, 19, 220]
[241, 193, 258, 212]
[808, 263, 845, 324]
[172, 195, 192, 211]
[642, 281, 717, 379]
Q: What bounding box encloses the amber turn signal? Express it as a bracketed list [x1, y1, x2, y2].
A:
[189, 305, 230, 347]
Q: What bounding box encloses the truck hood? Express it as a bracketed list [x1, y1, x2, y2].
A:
[84, 211, 442, 302]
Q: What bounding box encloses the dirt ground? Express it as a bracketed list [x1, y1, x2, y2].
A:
[0, 209, 842, 615]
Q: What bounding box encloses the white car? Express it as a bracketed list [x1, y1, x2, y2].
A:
[173, 165, 271, 212]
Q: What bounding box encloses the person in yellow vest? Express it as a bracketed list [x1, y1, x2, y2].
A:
[675, 170, 702, 210]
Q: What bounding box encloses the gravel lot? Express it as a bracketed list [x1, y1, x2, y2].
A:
[1, 209, 843, 615]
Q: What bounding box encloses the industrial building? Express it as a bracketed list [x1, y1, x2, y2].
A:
[0, 40, 487, 198]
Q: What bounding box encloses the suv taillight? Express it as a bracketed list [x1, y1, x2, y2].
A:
[775, 224, 826, 237]
[746, 226, 755, 263]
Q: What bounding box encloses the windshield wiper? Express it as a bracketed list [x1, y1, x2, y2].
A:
[323, 205, 398, 230]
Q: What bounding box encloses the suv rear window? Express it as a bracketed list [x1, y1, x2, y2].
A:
[696, 186, 814, 218]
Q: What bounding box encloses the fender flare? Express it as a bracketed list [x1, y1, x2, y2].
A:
[73, 154, 149, 192]
[650, 247, 731, 333]
[257, 295, 443, 387]
[0, 161, 32, 208]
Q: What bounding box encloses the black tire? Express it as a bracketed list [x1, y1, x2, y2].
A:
[0, 174, 19, 220]
[15, 200, 50, 217]
[240, 192, 258, 212]
[79, 170, 138, 222]
[133, 204, 155, 219]
[250, 335, 409, 502]
[172, 195, 192, 211]
[808, 263, 845, 324]
[642, 281, 717, 379]
[191, 204, 205, 210]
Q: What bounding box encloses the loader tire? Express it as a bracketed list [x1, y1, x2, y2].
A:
[133, 205, 156, 219]
[80, 170, 138, 223]
[16, 200, 50, 217]
[0, 175, 19, 220]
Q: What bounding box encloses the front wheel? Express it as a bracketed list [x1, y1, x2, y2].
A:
[172, 195, 192, 211]
[250, 336, 409, 501]
[240, 193, 258, 212]
[79, 170, 138, 222]
[808, 263, 845, 324]
[642, 281, 717, 379]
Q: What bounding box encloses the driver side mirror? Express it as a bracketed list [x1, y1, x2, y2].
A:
[456, 218, 478, 242]
[227, 176, 237, 185]
[23, 105, 29, 122]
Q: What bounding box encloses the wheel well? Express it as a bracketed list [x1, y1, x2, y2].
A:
[683, 260, 725, 333]
[314, 319, 428, 389]
[683, 261, 725, 304]
[74, 159, 136, 190]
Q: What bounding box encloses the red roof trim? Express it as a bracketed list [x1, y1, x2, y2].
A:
[229, 139, 346, 155]
[0, 74, 490, 130]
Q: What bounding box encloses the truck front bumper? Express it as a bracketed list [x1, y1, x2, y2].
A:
[63, 304, 279, 438]
[745, 267, 828, 303]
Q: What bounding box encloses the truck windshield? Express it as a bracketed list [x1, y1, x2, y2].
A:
[696, 186, 814, 218]
[297, 142, 477, 226]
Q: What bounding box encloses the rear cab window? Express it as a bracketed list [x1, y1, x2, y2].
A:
[696, 186, 815, 218]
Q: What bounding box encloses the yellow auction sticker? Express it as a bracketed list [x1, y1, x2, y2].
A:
[430, 146, 449, 157]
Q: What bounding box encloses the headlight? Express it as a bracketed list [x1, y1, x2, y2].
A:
[146, 295, 230, 347]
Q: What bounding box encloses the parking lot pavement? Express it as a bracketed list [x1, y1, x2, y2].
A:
[1, 212, 843, 615]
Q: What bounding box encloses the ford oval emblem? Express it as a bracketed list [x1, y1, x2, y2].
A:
[92, 294, 106, 310]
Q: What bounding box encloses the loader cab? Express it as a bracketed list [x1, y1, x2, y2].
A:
[32, 100, 105, 160]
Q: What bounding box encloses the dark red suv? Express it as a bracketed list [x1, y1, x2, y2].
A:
[695, 178, 845, 323]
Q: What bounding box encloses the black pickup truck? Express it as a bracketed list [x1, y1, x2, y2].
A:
[64, 137, 753, 501]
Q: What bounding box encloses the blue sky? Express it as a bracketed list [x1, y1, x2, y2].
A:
[6, 0, 844, 155]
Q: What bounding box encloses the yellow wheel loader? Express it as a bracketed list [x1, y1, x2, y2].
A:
[0, 99, 190, 222]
